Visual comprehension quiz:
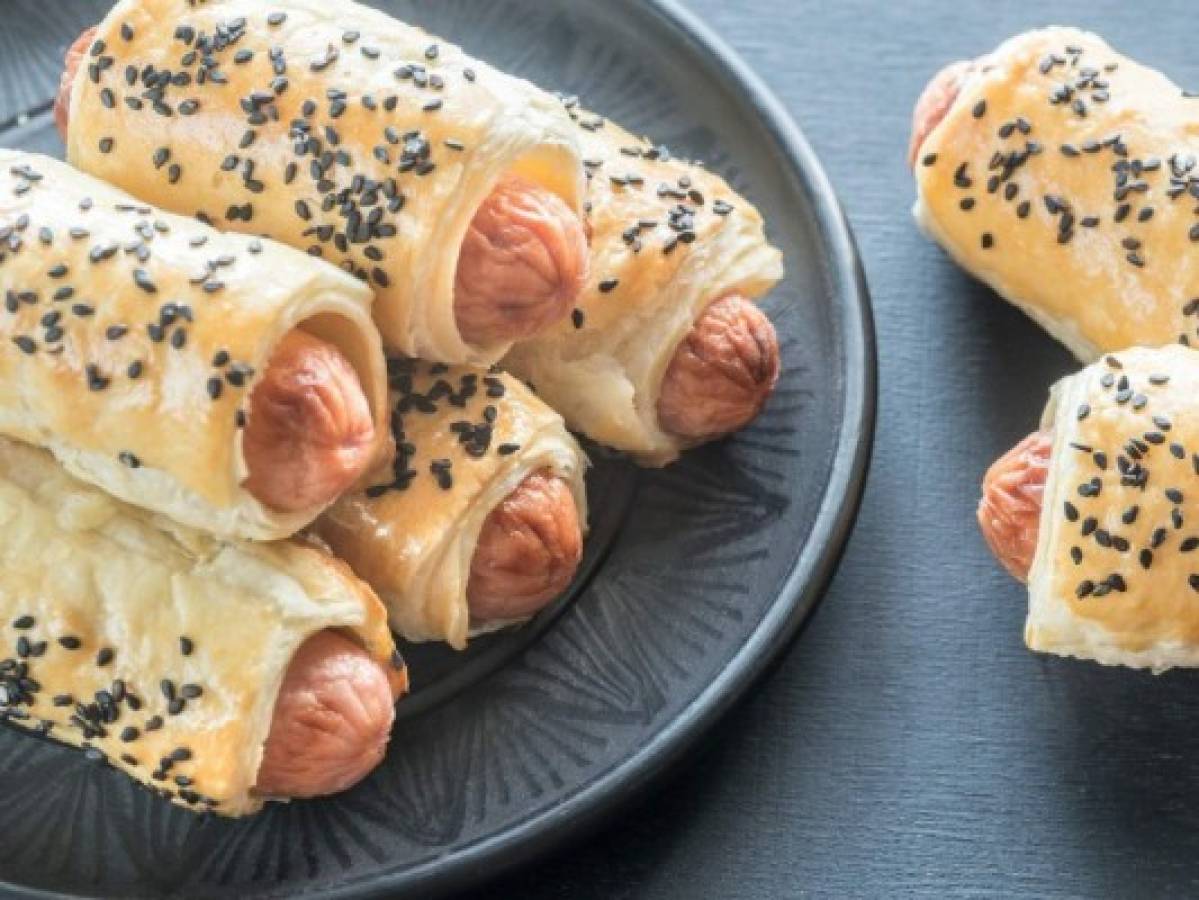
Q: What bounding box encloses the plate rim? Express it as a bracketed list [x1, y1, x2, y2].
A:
[338, 1, 879, 896]
[0, 1, 878, 896]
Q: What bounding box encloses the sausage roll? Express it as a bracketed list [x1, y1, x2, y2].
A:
[314, 359, 588, 650]
[0, 436, 407, 816]
[61, 0, 588, 366]
[912, 27, 1199, 361]
[978, 345, 1199, 672]
[503, 101, 785, 466]
[0, 151, 391, 540]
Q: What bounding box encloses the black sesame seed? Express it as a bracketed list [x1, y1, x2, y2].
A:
[96, 647, 113, 667]
[133, 270, 156, 293]
[57, 636, 80, 650]
[981, 233, 994, 249]
[972, 99, 987, 118]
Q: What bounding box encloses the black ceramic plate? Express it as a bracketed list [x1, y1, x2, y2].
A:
[0, 0, 875, 896]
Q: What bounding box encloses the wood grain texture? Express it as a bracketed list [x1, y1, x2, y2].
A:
[483, 1, 1199, 897]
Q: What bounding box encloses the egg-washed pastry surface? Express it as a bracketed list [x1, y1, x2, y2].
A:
[0, 151, 390, 540]
[0, 437, 404, 816]
[1028, 346, 1199, 671]
[503, 99, 784, 466]
[915, 27, 1199, 361]
[65, 0, 586, 366]
[315, 358, 588, 650]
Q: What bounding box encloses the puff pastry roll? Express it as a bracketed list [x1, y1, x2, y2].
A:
[0, 437, 407, 816]
[61, 0, 588, 366]
[978, 345, 1199, 671]
[503, 101, 785, 466]
[0, 151, 390, 540]
[912, 27, 1199, 361]
[314, 359, 588, 650]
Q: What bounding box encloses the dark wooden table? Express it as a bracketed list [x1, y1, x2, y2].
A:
[477, 2, 1199, 896]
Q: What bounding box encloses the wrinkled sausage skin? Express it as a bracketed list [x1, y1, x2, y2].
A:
[908, 59, 975, 169]
[467, 471, 583, 622]
[255, 630, 396, 798]
[657, 295, 780, 441]
[55, 28, 94, 141]
[242, 330, 377, 514]
[454, 174, 589, 347]
[978, 430, 1053, 582]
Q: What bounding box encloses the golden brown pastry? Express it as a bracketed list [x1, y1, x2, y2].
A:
[314, 359, 588, 649]
[504, 99, 785, 466]
[978, 345, 1199, 671]
[59, 0, 589, 366]
[0, 151, 391, 540]
[0, 437, 407, 816]
[912, 28, 1199, 361]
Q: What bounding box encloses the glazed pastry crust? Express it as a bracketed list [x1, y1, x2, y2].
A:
[0, 437, 405, 816]
[67, 0, 585, 366]
[914, 27, 1199, 362]
[1028, 346, 1199, 671]
[314, 361, 587, 650]
[503, 103, 784, 466]
[0, 151, 390, 540]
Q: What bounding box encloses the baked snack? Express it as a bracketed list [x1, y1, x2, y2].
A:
[911, 27, 1199, 361]
[314, 359, 588, 649]
[0, 151, 391, 540]
[979, 345, 1199, 671]
[504, 99, 785, 466]
[0, 437, 407, 816]
[60, 0, 589, 366]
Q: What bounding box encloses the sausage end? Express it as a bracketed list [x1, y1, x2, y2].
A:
[978, 430, 1053, 583]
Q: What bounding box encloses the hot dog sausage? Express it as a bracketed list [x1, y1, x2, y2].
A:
[908, 59, 975, 169]
[56, 35, 587, 349]
[657, 294, 781, 441]
[454, 174, 590, 347]
[977, 430, 1053, 582]
[54, 28, 94, 141]
[255, 629, 397, 798]
[242, 329, 377, 514]
[467, 471, 583, 622]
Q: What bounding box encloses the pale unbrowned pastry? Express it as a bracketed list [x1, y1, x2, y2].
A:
[503, 99, 785, 466]
[314, 359, 588, 649]
[61, 0, 588, 366]
[912, 28, 1199, 361]
[0, 151, 390, 540]
[0, 437, 407, 816]
[978, 346, 1199, 671]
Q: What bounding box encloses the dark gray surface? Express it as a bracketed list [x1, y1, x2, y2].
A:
[479, 2, 1199, 898]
